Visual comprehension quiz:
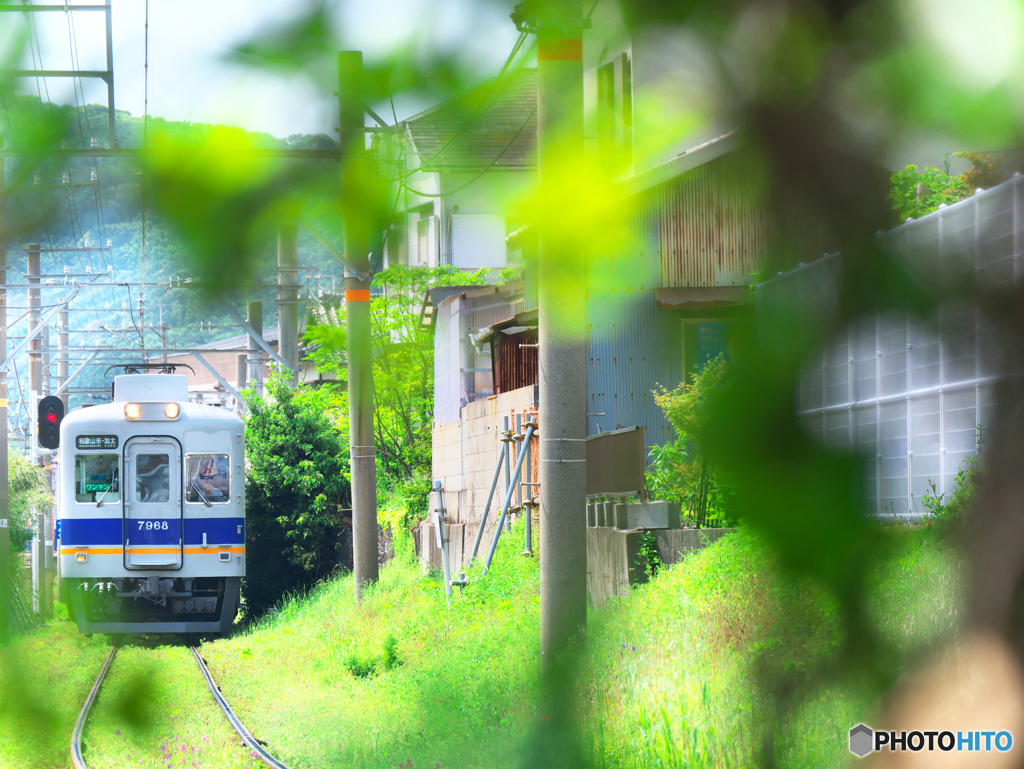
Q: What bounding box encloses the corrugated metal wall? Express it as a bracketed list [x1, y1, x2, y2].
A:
[494, 329, 538, 393]
[586, 150, 765, 447]
[659, 151, 770, 288]
[757, 176, 1022, 518]
[433, 297, 462, 426]
[587, 180, 676, 444]
[433, 284, 523, 426]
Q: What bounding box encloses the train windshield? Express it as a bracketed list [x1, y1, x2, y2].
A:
[185, 453, 230, 505]
[75, 454, 120, 504]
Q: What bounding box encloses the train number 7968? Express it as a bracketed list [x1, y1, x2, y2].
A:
[137, 520, 170, 531]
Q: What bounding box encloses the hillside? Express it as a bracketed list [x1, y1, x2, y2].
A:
[1, 97, 343, 412]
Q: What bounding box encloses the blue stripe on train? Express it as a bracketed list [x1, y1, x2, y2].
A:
[60, 517, 245, 546]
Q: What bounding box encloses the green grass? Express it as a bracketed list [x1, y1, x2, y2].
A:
[81, 643, 264, 769]
[203, 522, 961, 769]
[0, 523, 962, 768]
[0, 619, 267, 768]
[0, 614, 111, 769]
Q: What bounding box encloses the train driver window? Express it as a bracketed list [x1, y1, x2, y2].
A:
[75, 454, 120, 504]
[136, 453, 170, 503]
[185, 453, 230, 505]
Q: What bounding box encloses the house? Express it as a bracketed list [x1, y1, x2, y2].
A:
[418, 34, 774, 570]
[381, 68, 538, 271]
[164, 323, 332, 409]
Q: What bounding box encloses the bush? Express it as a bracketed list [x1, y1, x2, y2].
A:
[922, 455, 977, 531]
[650, 356, 734, 527]
[242, 371, 350, 619]
[6, 454, 53, 570]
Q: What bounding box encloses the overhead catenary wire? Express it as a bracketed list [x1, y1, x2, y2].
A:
[392, 31, 532, 181]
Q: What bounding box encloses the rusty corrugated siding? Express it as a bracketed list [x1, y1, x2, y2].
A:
[659, 151, 769, 288]
[586, 149, 764, 448]
[494, 329, 538, 393]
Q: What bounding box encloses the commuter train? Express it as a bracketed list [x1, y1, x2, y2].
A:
[58, 371, 244, 634]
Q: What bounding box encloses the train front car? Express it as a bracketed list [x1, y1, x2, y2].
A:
[59, 373, 245, 634]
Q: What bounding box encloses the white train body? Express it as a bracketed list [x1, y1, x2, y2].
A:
[58, 373, 245, 634]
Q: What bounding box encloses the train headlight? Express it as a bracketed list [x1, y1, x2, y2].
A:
[164, 402, 180, 419]
[124, 403, 141, 420]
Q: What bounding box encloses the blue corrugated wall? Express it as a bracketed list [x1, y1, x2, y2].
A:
[587, 186, 680, 448]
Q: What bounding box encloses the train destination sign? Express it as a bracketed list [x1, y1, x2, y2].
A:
[76, 435, 119, 450]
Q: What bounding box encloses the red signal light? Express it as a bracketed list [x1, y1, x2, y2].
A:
[46, 413, 57, 423]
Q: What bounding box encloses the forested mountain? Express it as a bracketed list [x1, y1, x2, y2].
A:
[1, 96, 344, 427]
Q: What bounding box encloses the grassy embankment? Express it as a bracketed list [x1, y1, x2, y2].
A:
[0, 522, 960, 769]
[204, 522, 960, 768]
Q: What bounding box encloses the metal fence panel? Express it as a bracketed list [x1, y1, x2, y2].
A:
[757, 175, 1024, 518]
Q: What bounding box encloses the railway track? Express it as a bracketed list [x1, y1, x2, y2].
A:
[70, 645, 291, 769]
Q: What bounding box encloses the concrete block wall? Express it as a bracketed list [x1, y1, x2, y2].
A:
[430, 384, 537, 570]
[586, 527, 736, 607]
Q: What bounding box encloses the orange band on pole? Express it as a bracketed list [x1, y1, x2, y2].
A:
[537, 38, 583, 61]
[345, 289, 371, 302]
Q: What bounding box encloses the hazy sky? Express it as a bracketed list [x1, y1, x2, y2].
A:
[8, 0, 521, 139]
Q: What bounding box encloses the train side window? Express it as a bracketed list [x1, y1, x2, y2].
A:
[136, 454, 170, 503]
[75, 454, 120, 504]
[185, 453, 230, 505]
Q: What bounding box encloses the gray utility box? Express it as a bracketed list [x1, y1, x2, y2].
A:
[613, 500, 680, 530]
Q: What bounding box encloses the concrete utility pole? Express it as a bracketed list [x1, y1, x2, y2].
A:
[278, 223, 300, 385]
[27, 243, 40, 460]
[57, 308, 69, 410]
[0, 137, 9, 641]
[339, 51, 378, 598]
[534, 0, 588, 669]
[247, 301, 264, 398]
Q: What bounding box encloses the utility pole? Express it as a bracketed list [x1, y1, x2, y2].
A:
[247, 301, 264, 397]
[532, 0, 588, 669]
[41, 322, 50, 396]
[26, 243, 40, 460]
[339, 51, 378, 598]
[0, 136, 9, 642]
[278, 223, 300, 385]
[57, 308, 69, 410]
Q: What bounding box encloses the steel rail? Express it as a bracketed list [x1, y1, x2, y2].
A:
[70, 647, 116, 769]
[189, 646, 292, 769]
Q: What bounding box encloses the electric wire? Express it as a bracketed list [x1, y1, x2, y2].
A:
[393, 31, 531, 181]
[138, 0, 149, 354]
[68, 9, 111, 275]
[369, 30, 536, 272]
[61, 11, 95, 273]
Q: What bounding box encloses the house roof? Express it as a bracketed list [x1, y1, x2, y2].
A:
[404, 68, 537, 171]
[192, 326, 280, 351]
